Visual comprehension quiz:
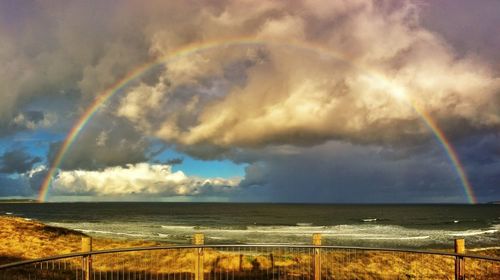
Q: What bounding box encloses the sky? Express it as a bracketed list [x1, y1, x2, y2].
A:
[0, 0, 499, 203]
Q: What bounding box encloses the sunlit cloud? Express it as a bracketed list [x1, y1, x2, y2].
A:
[51, 163, 241, 197]
[112, 0, 499, 159]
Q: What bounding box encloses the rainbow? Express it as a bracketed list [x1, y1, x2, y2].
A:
[415, 107, 476, 203]
[37, 38, 476, 203]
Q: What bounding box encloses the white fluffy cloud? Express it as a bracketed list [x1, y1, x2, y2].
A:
[51, 163, 241, 196]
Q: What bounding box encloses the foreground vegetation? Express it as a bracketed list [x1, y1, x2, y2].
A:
[0, 216, 498, 279]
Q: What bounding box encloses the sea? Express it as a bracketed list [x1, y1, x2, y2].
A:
[1, 203, 499, 250]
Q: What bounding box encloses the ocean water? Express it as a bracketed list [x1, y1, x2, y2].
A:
[1, 203, 499, 249]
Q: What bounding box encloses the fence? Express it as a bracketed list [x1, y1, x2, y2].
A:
[0, 234, 499, 280]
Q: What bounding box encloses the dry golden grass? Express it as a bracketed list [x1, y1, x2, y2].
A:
[0, 216, 158, 264]
[1, 215, 499, 279]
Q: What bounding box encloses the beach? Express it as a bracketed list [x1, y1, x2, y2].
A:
[0, 203, 499, 279]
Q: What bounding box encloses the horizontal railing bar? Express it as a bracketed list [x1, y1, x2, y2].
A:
[1, 243, 499, 270]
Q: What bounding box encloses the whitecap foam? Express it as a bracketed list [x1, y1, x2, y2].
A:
[208, 236, 227, 240]
[161, 225, 194, 230]
[399, 236, 430, 240]
[469, 246, 500, 252]
[75, 228, 148, 238]
[362, 218, 377, 222]
[357, 235, 430, 240]
[449, 229, 498, 237]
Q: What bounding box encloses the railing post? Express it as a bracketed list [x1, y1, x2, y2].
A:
[193, 233, 204, 280]
[455, 239, 465, 280]
[313, 233, 321, 280]
[82, 237, 92, 280]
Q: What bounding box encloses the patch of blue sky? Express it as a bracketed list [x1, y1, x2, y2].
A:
[3, 129, 61, 163]
[154, 148, 246, 179]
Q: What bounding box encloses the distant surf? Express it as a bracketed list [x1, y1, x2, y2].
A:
[48, 222, 500, 249]
[1, 202, 499, 249]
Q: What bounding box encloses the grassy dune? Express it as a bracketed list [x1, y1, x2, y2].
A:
[0, 216, 159, 264]
[0, 216, 499, 279]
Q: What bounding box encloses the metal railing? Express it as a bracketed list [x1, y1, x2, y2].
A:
[0, 235, 499, 280]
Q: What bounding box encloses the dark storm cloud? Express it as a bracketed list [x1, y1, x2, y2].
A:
[458, 133, 500, 165]
[0, 0, 150, 128]
[47, 113, 149, 170]
[232, 141, 472, 203]
[0, 110, 54, 137]
[0, 149, 41, 174]
[0, 174, 31, 196]
[0, 165, 47, 196]
[452, 133, 500, 202]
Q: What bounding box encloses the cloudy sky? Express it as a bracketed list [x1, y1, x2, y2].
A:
[0, 0, 498, 203]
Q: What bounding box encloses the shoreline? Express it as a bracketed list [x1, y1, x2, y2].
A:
[1, 215, 499, 264]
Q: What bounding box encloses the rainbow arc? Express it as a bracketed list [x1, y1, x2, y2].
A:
[37, 38, 476, 204]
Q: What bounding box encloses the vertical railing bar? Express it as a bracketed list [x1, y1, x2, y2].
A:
[146, 251, 153, 280]
[330, 248, 334, 280]
[299, 247, 303, 280]
[167, 250, 170, 280]
[221, 248, 227, 279]
[122, 253, 126, 280]
[160, 250, 163, 280]
[260, 246, 264, 280]
[238, 246, 241, 278]
[232, 246, 235, 280]
[144, 251, 147, 280]
[284, 246, 287, 280]
[278, 246, 281, 280]
[310, 247, 313, 280]
[151, 251, 160, 280]
[265, 246, 269, 280]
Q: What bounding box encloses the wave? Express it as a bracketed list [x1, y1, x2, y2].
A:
[358, 236, 430, 240]
[296, 223, 313, 226]
[45, 221, 500, 249]
[157, 223, 500, 237]
[74, 228, 148, 238]
[448, 229, 498, 237]
[469, 246, 500, 252]
[161, 225, 193, 230]
[362, 218, 377, 222]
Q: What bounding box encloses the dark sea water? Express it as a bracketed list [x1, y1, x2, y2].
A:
[1, 203, 499, 249]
